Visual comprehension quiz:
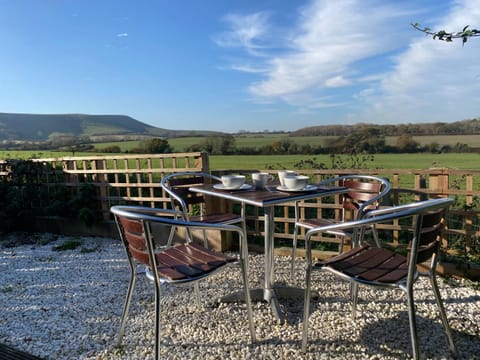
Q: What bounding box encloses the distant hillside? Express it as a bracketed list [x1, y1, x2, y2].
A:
[0, 113, 218, 141]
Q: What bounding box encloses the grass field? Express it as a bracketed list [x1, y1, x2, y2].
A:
[90, 133, 480, 153]
[1, 150, 479, 171]
[209, 153, 480, 170]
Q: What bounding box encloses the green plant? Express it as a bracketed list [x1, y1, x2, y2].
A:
[52, 239, 82, 251]
[80, 246, 100, 253]
[1, 285, 14, 293]
[412, 23, 480, 45]
[292, 157, 327, 170]
[329, 153, 375, 169]
[0, 159, 102, 229]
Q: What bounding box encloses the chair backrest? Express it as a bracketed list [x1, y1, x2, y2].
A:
[364, 198, 451, 275]
[321, 175, 391, 220]
[117, 214, 150, 265]
[111, 205, 245, 283]
[111, 206, 180, 267]
[306, 197, 453, 279]
[161, 172, 220, 218]
[410, 207, 445, 266]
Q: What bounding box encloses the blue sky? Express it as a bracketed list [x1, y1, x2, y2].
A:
[0, 0, 479, 133]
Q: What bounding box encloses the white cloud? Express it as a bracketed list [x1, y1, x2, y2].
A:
[216, 0, 480, 124]
[216, 0, 415, 109]
[230, 64, 268, 74]
[325, 75, 351, 88]
[213, 12, 271, 56]
[116, 33, 128, 37]
[358, 0, 480, 123]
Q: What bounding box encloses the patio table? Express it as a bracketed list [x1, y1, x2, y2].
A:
[189, 182, 346, 323]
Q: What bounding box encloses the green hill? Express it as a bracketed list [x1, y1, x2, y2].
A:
[0, 112, 217, 141]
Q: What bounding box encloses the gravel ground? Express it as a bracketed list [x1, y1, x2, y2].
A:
[1, 233, 479, 360]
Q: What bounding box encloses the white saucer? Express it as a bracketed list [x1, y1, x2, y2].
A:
[276, 184, 317, 192]
[214, 184, 253, 191]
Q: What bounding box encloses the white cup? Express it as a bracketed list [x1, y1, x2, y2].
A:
[221, 174, 245, 189]
[283, 175, 309, 190]
[278, 170, 296, 186]
[252, 172, 272, 189]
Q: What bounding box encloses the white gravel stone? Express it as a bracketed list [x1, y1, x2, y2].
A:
[1, 233, 479, 359]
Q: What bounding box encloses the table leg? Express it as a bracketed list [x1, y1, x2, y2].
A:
[263, 206, 292, 323]
[220, 206, 312, 324]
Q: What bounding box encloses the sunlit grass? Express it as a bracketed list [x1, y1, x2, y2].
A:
[1, 150, 479, 170]
[209, 153, 480, 170]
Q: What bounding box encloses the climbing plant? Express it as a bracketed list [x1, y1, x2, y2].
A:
[411, 23, 480, 45]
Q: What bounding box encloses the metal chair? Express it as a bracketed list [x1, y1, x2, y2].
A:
[291, 175, 391, 276]
[301, 197, 456, 359]
[161, 172, 247, 247]
[110, 205, 256, 360]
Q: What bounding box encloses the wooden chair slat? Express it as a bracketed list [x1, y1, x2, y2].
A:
[343, 180, 382, 192]
[335, 248, 393, 275]
[190, 213, 242, 223]
[128, 246, 150, 265]
[166, 246, 225, 272]
[184, 243, 236, 263]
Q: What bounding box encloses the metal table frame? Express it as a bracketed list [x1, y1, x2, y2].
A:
[189, 183, 346, 323]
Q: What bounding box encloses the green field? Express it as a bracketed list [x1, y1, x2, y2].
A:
[0, 150, 105, 159]
[92, 140, 143, 151]
[209, 153, 480, 170]
[90, 133, 480, 153]
[3, 133, 480, 170]
[1, 150, 479, 171]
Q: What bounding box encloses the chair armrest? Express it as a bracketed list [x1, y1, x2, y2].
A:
[111, 205, 181, 218]
[363, 197, 453, 218]
[111, 205, 246, 249]
[304, 198, 453, 243]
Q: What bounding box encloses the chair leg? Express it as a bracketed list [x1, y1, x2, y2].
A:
[338, 235, 344, 254]
[430, 275, 456, 354]
[371, 225, 381, 248]
[291, 225, 299, 279]
[239, 257, 256, 343]
[200, 229, 209, 248]
[154, 278, 162, 360]
[241, 219, 248, 254]
[301, 263, 313, 352]
[291, 202, 301, 279]
[406, 287, 420, 360]
[166, 225, 176, 247]
[241, 203, 247, 242]
[194, 282, 202, 308]
[351, 282, 359, 319]
[117, 264, 136, 346]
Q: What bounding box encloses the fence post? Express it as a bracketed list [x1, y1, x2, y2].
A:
[91, 159, 110, 220]
[428, 168, 449, 196]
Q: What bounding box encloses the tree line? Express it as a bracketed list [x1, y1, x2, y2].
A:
[2, 118, 479, 155]
[290, 118, 480, 137]
[184, 130, 473, 156]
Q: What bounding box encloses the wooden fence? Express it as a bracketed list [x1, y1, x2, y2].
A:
[215, 168, 480, 260]
[0, 152, 209, 220]
[1, 153, 479, 263]
[58, 152, 209, 218]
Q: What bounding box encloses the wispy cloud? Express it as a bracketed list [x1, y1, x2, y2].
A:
[216, 0, 480, 124]
[216, 1, 413, 110]
[230, 64, 268, 73]
[116, 33, 129, 37]
[213, 12, 271, 56]
[248, 0, 413, 105]
[358, 0, 480, 123]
